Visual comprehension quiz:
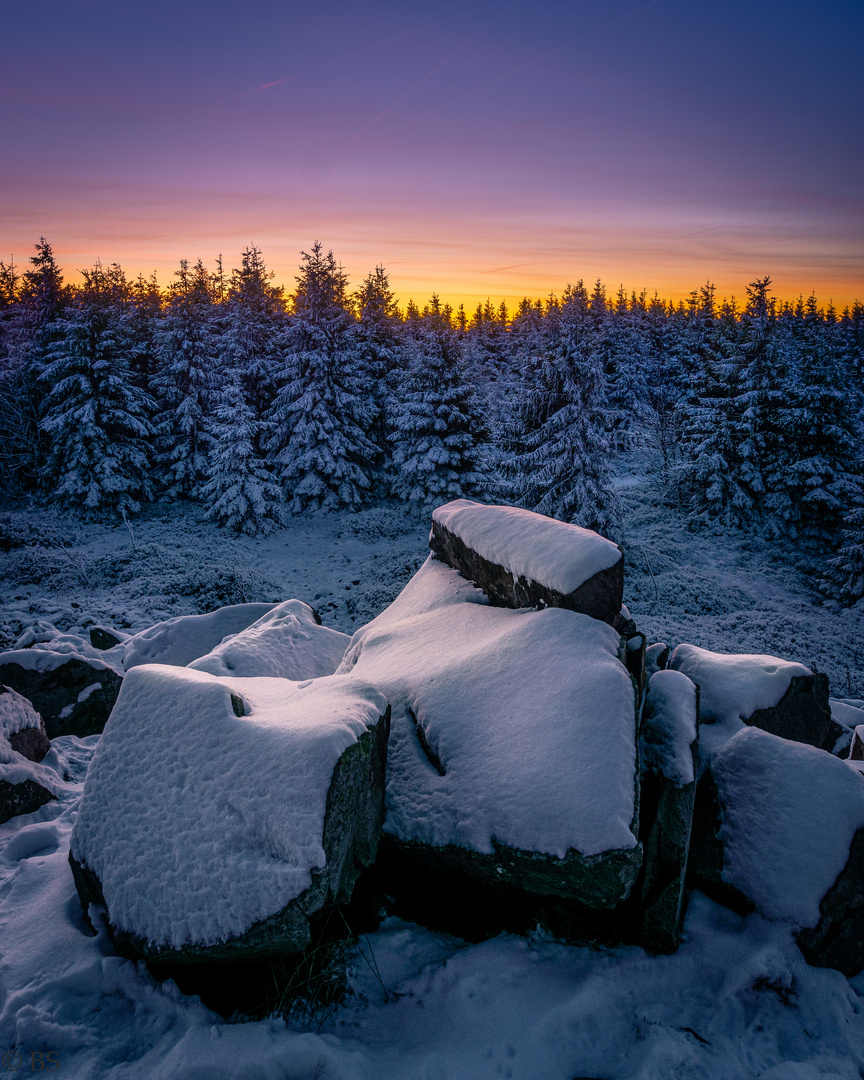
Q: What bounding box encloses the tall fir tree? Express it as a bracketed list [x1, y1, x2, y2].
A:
[39, 261, 155, 514]
[390, 303, 486, 511]
[201, 370, 283, 534]
[151, 259, 218, 497]
[503, 282, 615, 533]
[266, 243, 377, 512]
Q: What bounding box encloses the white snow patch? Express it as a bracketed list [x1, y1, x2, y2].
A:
[187, 599, 348, 680]
[70, 665, 387, 949]
[0, 647, 115, 677]
[338, 557, 637, 858]
[712, 727, 864, 927]
[641, 670, 698, 785]
[122, 602, 276, 670]
[432, 499, 621, 596]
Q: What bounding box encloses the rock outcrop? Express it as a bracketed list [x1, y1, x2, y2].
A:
[0, 651, 122, 739]
[70, 666, 389, 964]
[429, 499, 624, 625]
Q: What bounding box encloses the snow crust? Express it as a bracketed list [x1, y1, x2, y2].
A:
[122, 602, 276, 670]
[70, 665, 387, 949]
[338, 556, 637, 858]
[712, 727, 864, 926]
[641, 670, 698, 785]
[187, 600, 348, 680]
[432, 499, 622, 595]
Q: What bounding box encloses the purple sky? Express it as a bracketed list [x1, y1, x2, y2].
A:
[2, 0, 862, 307]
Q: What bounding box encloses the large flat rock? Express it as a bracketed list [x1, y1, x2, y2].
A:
[70, 666, 389, 964]
[337, 556, 641, 929]
[429, 499, 623, 624]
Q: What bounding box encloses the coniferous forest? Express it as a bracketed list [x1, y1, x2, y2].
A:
[3, 238, 864, 601]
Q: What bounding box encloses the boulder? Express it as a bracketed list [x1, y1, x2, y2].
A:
[0, 686, 58, 823]
[669, 645, 843, 754]
[0, 650, 122, 739]
[429, 499, 623, 625]
[89, 625, 127, 651]
[852, 726, 864, 761]
[638, 670, 699, 952]
[69, 665, 389, 964]
[687, 726, 864, 976]
[121, 602, 277, 670]
[645, 643, 669, 677]
[337, 556, 641, 938]
[187, 600, 348, 680]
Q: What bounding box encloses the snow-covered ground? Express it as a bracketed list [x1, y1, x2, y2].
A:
[2, 475, 864, 1079]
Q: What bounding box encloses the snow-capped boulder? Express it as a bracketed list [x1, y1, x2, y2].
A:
[0, 686, 59, 823]
[851, 726, 864, 761]
[645, 642, 669, 677]
[638, 670, 699, 952]
[122, 602, 277, 670]
[0, 649, 122, 739]
[187, 600, 348, 680]
[688, 726, 864, 976]
[429, 500, 624, 625]
[668, 645, 841, 756]
[337, 557, 641, 926]
[69, 665, 389, 964]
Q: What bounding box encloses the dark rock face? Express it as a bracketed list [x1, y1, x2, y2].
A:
[429, 519, 623, 625]
[797, 826, 864, 977]
[8, 724, 51, 763]
[638, 681, 699, 953]
[71, 707, 390, 965]
[0, 654, 122, 739]
[89, 626, 125, 651]
[851, 728, 864, 761]
[0, 778, 56, 824]
[686, 770, 756, 917]
[744, 673, 843, 753]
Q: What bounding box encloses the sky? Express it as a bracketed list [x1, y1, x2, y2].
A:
[2, 0, 863, 310]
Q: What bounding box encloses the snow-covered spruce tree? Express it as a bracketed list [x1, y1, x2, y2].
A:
[220, 245, 286, 420]
[267, 243, 378, 512]
[732, 277, 789, 529]
[503, 282, 615, 534]
[822, 508, 864, 606]
[151, 259, 218, 497]
[0, 239, 67, 492]
[38, 261, 155, 515]
[769, 295, 861, 540]
[597, 283, 651, 449]
[676, 292, 754, 525]
[351, 264, 402, 484]
[390, 296, 486, 511]
[201, 370, 282, 534]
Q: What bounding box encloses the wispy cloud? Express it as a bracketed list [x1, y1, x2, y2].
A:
[246, 77, 292, 97]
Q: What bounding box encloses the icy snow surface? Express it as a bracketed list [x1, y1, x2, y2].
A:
[70, 665, 387, 948]
[187, 599, 349, 679]
[122, 602, 276, 670]
[712, 727, 864, 927]
[432, 498, 621, 594]
[338, 556, 637, 857]
[641, 670, 698, 785]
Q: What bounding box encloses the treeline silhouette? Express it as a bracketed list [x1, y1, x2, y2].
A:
[2, 238, 863, 599]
